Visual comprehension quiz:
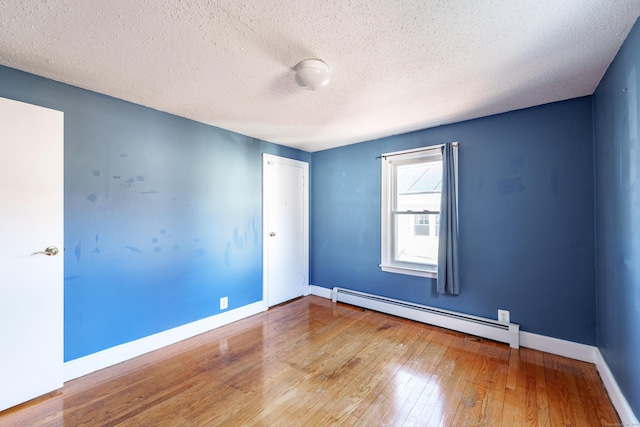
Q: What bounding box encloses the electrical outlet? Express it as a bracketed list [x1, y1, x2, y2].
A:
[220, 296, 228, 310]
[498, 309, 510, 323]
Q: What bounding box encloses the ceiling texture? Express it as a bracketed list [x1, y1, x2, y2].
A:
[1, 1, 639, 152]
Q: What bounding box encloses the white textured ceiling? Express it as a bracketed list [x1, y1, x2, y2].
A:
[1, 1, 639, 152]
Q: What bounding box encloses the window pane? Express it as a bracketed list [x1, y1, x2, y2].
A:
[396, 213, 439, 265]
[396, 162, 442, 212]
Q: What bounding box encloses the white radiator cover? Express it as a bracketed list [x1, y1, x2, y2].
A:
[332, 287, 520, 348]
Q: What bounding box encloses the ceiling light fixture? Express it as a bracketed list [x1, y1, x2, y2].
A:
[294, 59, 330, 91]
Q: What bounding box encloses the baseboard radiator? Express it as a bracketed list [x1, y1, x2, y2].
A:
[331, 287, 520, 349]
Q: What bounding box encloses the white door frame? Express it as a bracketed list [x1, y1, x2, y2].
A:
[262, 154, 309, 310]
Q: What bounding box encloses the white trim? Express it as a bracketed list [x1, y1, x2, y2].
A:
[379, 142, 458, 159]
[262, 154, 309, 308]
[64, 301, 264, 382]
[309, 285, 333, 299]
[380, 264, 437, 278]
[594, 349, 640, 426]
[519, 331, 596, 363]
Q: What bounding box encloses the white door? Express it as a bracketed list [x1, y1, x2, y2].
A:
[263, 154, 308, 307]
[0, 97, 64, 411]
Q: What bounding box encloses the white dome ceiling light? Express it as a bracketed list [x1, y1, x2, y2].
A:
[294, 59, 330, 91]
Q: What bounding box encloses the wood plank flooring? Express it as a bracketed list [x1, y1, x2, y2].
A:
[0, 296, 620, 426]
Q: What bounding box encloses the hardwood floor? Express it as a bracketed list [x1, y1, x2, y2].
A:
[0, 296, 620, 426]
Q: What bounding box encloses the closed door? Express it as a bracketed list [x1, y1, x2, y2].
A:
[0, 97, 64, 411]
[263, 154, 308, 307]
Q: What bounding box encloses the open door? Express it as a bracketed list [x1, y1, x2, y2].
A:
[0, 97, 64, 411]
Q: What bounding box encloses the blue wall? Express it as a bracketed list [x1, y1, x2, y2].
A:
[593, 19, 640, 418]
[311, 97, 596, 344]
[0, 65, 309, 361]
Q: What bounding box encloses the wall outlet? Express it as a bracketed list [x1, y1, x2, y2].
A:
[220, 296, 228, 310]
[498, 309, 510, 323]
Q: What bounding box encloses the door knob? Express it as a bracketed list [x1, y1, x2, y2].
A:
[32, 246, 59, 256]
[269, 232, 276, 237]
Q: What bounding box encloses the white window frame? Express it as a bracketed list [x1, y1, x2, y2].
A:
[380, 146, 444, 278]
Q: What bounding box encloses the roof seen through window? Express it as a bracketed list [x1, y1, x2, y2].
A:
[397, 163, 442, 195]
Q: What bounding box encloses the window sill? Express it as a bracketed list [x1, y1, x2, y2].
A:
[380, 264, 437, 279]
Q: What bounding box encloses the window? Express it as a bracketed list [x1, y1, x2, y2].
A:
[380, 146, 444, 278]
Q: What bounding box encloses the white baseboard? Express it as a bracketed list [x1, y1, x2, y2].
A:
[64, 301, 264, 382]
[310, 285, 638, 423]
[519, 331, 596, 363]
[594, 349, 640, 426]
[309, 284, 332, 299]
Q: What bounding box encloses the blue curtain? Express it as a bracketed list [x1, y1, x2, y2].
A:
[437, 143, 459, 295]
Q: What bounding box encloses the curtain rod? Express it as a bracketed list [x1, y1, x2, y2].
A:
[376, 142, 458, 160]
